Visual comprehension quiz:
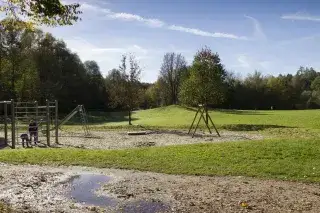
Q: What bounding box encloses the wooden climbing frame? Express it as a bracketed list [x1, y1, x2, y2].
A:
[188, 104, 220, 138]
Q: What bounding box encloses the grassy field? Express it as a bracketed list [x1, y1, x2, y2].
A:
[86, 105, 320, 129]
[0, 138, 319, 182]
[1, 105, 320, 182]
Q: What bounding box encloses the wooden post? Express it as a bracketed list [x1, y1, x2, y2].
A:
[192, 108, 204, 137]
[35, 101, 38, 124]
[4, 102, 7, 145]
[208, 115, 221, 137]
[11, 99, 15, 149]
[188, 107, 200, 134]
[46, 100, 50, 147]
[55, 100, 59, 144]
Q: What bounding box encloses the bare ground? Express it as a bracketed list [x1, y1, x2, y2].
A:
[1, 129, 264, 150]
[0, 163, 319, 213]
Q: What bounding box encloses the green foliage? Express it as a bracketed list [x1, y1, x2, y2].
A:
[311, 76, 320, 91]
[0, 22, 107, 112]
[0, 0, 81, 27]
[106, 54, 142, 125]
[179, 47, 227, 106]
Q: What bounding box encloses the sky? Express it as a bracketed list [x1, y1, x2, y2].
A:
[14, 1, 320, 82]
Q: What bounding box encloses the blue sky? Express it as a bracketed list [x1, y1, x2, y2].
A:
[40, 0, 320, 82]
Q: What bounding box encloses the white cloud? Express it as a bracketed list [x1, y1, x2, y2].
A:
[62, 37, 159, 81]
[107, 12, 165, 28]
[81, 2, 247, 40]
[245, 15, 266, 40]
[281, 12, 320, 22]
[168, 25, 247, 40]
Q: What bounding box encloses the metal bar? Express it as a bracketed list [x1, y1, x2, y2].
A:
[15, 102, 37, 104]
[11, 99, 15, 149]
[0, 101, 11, 104]
[188, 107, 200, 134]
[14, 106, 56, 109]
[14, 111, 47, 114]
[55, 100, 59, 144]
[35, 101, 38, 129]
[46, 100, 50, 147]
[4, 102, 7, 145]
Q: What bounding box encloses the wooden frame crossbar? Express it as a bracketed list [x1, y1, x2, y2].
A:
[188, 104, 220, 138]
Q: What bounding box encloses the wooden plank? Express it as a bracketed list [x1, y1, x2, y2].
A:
[127, 131, 147, 136]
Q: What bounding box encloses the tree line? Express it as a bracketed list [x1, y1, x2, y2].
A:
[146, 51, 320, 110]
[2, 19, 320, 121]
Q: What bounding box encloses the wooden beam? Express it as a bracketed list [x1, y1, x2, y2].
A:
[127, 131, 147, 136]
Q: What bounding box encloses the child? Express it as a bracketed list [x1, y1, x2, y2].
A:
[20, 133, 30, 148]
[28, 119, 38, 145]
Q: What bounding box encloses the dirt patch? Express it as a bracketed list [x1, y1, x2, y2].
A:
[0, 164, 319, 213]
[0, 129, 264, 150]
[55, 129, 264, 150]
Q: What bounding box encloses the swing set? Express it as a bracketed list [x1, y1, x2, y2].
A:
[188, 104, 220, 138]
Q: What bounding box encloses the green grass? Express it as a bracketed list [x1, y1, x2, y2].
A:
[84, 105, 320, 130]
[1, 139, 320, 182]
[2, 105, 320, 183]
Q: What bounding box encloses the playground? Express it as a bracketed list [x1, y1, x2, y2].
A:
[0, 104, 320, 212]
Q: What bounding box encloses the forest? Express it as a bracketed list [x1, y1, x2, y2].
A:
[1, 18, 320, 113]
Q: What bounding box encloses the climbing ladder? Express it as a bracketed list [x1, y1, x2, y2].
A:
[54, 105, 91, 137]
[79, 105, 90, 136]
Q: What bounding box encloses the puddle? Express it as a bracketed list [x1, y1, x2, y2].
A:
[68, 174, 117, 207]
[68, 174, 170, 212]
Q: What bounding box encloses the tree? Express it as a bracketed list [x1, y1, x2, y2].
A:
[159, 52, 187, 105]
[107, 54, 142, 125]
[84, 60, 107, 110]
[179, 47, 227, 107]
[244, 71, 267, 109]
[0, 0, 81, 27]
[311, 76, 320, 91]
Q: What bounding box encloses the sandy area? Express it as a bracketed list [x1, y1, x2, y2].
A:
[0, 163, 319, 213]
[0, 129, 265, 150]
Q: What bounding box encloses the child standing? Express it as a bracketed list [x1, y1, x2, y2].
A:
[28, 119, 38, 145]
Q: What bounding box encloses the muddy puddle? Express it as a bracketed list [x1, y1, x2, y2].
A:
[68, 174, 170, 213]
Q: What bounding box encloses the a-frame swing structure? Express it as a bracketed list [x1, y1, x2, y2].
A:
[188, 104, 220, 137]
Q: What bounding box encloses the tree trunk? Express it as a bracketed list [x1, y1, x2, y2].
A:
[128, 110, 132, 125]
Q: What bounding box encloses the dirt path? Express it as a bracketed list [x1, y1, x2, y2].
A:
[0, 163, 319, 213]
[56, 130, 264, 150]
[1, 129, 264, 150]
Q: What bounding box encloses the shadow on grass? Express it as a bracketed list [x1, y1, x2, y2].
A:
[221, 124, 291, 131]
[217, 109, 268, 115]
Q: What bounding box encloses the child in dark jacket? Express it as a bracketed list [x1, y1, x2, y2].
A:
[28, 120, 38, 145]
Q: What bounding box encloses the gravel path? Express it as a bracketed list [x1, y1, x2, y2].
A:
[56, 130, 264, 150]
[0, 164, 319, 213]
[1, 129, 264, 150]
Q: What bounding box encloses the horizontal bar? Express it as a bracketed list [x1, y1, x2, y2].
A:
[0, 101, 12, 104]
[14, 106, 55, 109]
